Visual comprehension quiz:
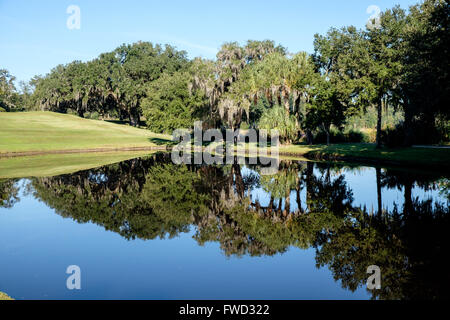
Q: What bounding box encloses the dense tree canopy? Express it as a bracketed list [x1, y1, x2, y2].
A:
[141, 71, 208, 133]
[2, 0, 448, 145]
[0, 69, 20, 112]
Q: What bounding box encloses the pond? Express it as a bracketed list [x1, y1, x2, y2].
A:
[0, 153, 449, 300]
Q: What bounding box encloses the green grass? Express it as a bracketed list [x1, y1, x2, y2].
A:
[177, 139, 450, 168]
[279, 143, 450, 168]
[1, 112, 448, 169]
[0, 111, 172, 154]
[0, 151, 158, 179]
[0, 291, 13, 300]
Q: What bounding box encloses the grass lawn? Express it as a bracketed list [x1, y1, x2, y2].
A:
[0, 111, 172, 154]
[1, 112, 448, 170]
[279, 143, 450, 168]
[0, 151, 157, 178]
[203, 141, 450, 168]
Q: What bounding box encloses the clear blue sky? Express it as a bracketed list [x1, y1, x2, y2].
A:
[1, 0, 419, 84]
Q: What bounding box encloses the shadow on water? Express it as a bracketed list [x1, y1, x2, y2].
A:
[148, 137, 175, 146]
[1, 154, 449, 300]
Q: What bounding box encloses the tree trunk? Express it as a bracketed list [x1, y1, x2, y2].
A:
[376, 167, 382, 215]
[285, 190, 290, 215]
[129, 110, 140, 127]
[268, 196, 274, 214]
[404, 180, 413, 215]
[403, 106, 414, 147]
[306, 129, 313, 145]
[119, 109, 125, 121]
[322, 123, 330, 145]
[306, 161, 314, 212]
[296, 185, 302, 214]
[376, 101, 383, 149]
[233, 163, 245, 199]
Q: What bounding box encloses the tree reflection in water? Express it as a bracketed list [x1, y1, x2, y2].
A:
[23, 153, 449, 299]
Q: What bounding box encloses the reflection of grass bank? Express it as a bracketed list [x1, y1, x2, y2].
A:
[0, 291, 13, 300]
[0, 151, 157, 178]
[1, 112, 448, 169]
[200, 141, 450, 168]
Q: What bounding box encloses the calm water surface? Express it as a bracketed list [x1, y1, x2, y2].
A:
[0, 153, 449, 299]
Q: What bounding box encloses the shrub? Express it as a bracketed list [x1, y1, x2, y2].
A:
[258, 106, 298, 144]
[360, 128, 377, 143]
[344, 129, 365, 143]
[381, 123, 406, 147]
[313, 128, 369, 144]
[314, 128, 343, 143]
[382, 121, 445, 147]
[86, 111, 100, 120]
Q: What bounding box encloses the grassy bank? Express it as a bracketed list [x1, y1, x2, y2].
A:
[0, 151, 157, 179]
[201, 141, 450, 169]
[279, 143, 450, 168]
[0, 111, 171, 154]
[1, 112, 448, 169]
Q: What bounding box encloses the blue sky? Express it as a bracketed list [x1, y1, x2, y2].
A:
[1, 0, 419, 84]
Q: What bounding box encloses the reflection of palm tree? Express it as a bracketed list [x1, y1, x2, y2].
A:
[259, 161, 302, 214]
[376, 167, 383, 215]
[27, 155, 449, 299]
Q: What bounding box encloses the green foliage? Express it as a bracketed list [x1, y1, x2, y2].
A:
[141, 164, 210, 224]
[4, 0, 446, 145]
[260, 169, 298, 200]
[382, 120, 444, 147]
[381, 123, 408, 147]
[142, 72, 207, 133]
[314, 128, 370, 144]
[258, 105, 297, 143]
[398, 0, 450, 145]
[0, 69, 20, 111]
[5, 153, 448, 299]
[345, 105, 404, 130]
[248, 95, 270, 126]
[31, 42, 189, 126]
[306, 75, 348, 144]
[0, 179, 19, 208]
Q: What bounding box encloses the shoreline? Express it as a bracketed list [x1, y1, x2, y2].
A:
[1, 143, 449, 171]
[0, 146, 170, 158]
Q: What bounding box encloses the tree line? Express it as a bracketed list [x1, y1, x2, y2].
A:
[1, 0, 448, 146]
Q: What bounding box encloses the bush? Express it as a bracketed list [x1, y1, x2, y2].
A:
[381, 124, 406, 147]
[344, 129, 365, 143]
[86, 111, 100, 120]
[240, 122, 250, 130]
[313, 128, 369, 144]
[314, 128, 343, 143]
[382, 121, 445, 147]
[360, 128, 377, 143]
[258, 106, 298, 144]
